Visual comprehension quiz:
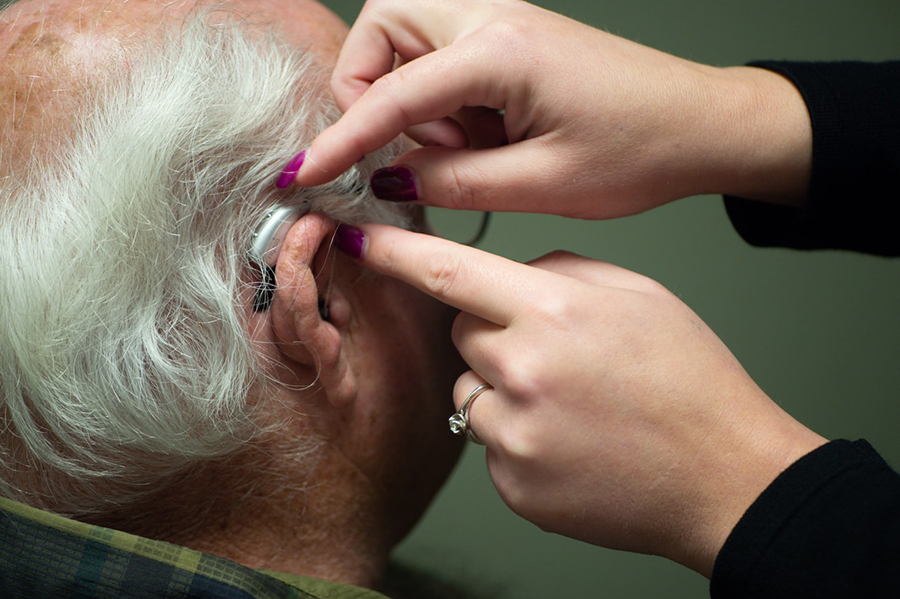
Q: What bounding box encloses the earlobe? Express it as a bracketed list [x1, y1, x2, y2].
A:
[269, 212, 357, 408]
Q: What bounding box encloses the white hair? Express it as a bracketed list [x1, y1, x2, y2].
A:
[0, 13, 410, 519]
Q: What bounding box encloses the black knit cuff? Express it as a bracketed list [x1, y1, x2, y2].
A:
[725, 61, 900, 256]
[710, 439, 900, 598]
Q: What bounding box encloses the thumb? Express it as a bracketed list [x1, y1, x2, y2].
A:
[371, 142, 583, 216]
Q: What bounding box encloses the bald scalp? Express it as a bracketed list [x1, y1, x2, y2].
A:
[0, 0, 131, 180]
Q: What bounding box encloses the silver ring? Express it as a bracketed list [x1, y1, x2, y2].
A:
[449, 383, 492, 445]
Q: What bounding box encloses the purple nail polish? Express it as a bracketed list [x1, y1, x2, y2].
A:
[370, 166, 417, 202]
[334, 225, 366, 260]
[276, 151, 306, 189]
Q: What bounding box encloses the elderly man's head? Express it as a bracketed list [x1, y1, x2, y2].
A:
[0, 0, 463, 586]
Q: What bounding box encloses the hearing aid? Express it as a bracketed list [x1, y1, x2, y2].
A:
[249, 202, 311, 312]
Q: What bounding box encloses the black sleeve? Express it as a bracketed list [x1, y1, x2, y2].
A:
[724, 61, 900, 256]
[709, 439, 900, 598]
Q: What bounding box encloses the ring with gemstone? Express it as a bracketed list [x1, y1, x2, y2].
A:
[448, 383, 492, 445]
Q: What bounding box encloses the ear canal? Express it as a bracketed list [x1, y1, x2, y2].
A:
[252, 264, 277, 312]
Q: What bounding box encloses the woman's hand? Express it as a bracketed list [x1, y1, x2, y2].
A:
[292, 0, 812, 216]
[334, 223, 826, 576]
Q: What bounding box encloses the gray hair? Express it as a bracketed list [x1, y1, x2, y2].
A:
[0, 14, 409, 518]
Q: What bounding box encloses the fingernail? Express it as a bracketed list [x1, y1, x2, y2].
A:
[370, 166, 417, 202]
[276, 151, 306, 189]
[334, 224, 366, 260]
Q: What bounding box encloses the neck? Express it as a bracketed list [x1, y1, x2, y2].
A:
[200, 449, 396, 589]
[96, 440, 397, 590]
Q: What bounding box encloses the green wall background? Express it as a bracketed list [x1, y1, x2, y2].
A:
[322, 1, 900, 597]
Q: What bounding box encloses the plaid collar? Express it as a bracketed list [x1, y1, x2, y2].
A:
[0, 496, 388, 599]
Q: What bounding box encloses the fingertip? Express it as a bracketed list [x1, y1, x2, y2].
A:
[370, 165, 419, 203]
[291, 146, 340, 187]
[336, 222, 419, 274]
[333, 223, 367, 260]
[293, 123, 371, 187]
[291, 147, 326, 187]
[276, 150, 307, 189]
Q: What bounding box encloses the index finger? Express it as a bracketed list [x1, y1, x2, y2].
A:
[297, 44, 500, 187]
[338, 223, 549, 327]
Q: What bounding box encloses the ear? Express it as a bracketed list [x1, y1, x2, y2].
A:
[269, 212, 357, 408]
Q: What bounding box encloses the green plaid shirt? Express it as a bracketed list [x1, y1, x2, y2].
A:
[0, 496, 390, 599]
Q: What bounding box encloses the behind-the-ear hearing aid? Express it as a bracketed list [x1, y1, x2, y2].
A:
[249, 202, 310, 311]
